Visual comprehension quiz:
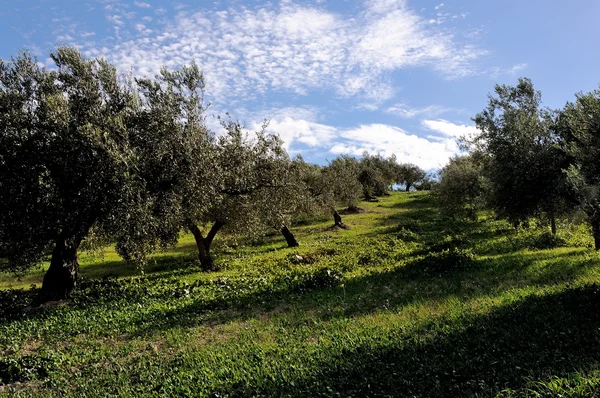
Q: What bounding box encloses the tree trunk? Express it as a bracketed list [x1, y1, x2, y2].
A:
[550, 212, 557, 236]
[333, 210, 343, 226]
[187, 220, 225, 271]
[205, 221, 225, 251]
[281, 225, 299, 247]
[405, 184, 411, 192]
[592, 219, 600, 251]
[38, 236, 81, 303]
[332, 210, 349, 229]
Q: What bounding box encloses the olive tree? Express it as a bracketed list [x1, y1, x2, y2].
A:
[323, 155, 362, 211]
[0, 48, 142, 301]
[184, 120, 294, 270]
[0, 48, 216, 302]
[435, 155, 488, 219]
[472, 78, 572, 233]
[557, 88, 600, 249]
[397, 163, 426, 192]
[115, 63, 215, 266]
[357, 153, 397, 200]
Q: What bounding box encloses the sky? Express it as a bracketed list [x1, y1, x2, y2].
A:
[2, 0, 600, 170]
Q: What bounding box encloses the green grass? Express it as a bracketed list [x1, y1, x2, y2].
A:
[2, 192, 600, 397]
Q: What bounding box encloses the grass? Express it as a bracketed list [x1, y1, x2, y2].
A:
[1, 191, 600, 396]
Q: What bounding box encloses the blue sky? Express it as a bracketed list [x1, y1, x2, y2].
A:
[2, 0, 599, 169]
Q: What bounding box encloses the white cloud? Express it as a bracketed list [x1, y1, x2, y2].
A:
[332, 123, 460, 169]
[238, 108, 465, 169]
[386, 104, 451, 118]
[56, 34, 74, 42]
[434, 3, 444, 10]
[241, 107, 336, 150]
[106, 14, 124, 26]
[263, 117, 337, 149]
[134, 1, 151, 8]
[489, 63, 528, 78]
[71, 0, 487, 106]
[422, 119, 479, 142]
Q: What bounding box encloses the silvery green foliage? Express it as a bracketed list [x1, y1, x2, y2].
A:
[357, 153, 398, 198]
[435, 155, 489, 219]
[287, 156, 335, 220]
[472, 78, 571, 226]
[0, 48, 138, 272]
[558, 88, 600, 247]
[188, 118, 294, 239]
[396, 163, 426, 192]
[323, 155, 362, 209]
[0, 47, 215, 273]
[113, 63, 216, 266]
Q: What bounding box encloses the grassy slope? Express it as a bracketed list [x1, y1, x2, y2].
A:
[1, 192, 600, 396]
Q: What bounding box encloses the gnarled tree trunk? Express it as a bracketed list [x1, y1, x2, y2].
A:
[187, 220, 225, 271]
[333, 210, 349, 229]
[280, 225, 299, 247]
[38, 236, 82, 303]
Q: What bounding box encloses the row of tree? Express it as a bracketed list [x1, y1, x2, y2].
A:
[436, 78, 600, 249]
[0, 48, 428, 303]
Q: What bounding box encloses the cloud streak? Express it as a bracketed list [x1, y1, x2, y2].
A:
[70, 0, 487, 106]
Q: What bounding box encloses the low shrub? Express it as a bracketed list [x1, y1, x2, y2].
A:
[395, 228, 420, 242]
[426, 235, 470, 253]
[294, 268, 343, 292]
[528, 231, 566, 250]
[406, 248, 475, 277]
[0, 354, 57, 384]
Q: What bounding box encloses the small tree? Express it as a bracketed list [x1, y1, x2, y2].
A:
[185, 120, 293, 270]
[435, 155, 488, 219]
[397, 163, 426, 192]
[414, 173, 437, 191]
[277, 156, 334, 246]
[358, 152, 396, 200]
[323, 155, 362, 212]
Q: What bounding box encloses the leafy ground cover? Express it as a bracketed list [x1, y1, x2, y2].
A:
[1, 192, 600, 397]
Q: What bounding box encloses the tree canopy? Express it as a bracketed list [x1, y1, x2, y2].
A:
[472, 78, 572, 233]
[0, 48, 149, 301]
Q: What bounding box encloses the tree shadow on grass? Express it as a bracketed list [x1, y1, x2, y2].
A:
[387, 192, 437, 209]
[125, 248, 595, 338]
[221, 284, 600, 397]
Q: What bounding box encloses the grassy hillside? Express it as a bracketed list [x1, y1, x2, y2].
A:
[2, 192, 600, 396]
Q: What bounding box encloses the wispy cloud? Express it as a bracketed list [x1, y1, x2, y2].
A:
[422, 119, 479, 141]
[489, 63, 528, 78]
[385, 104, 453, 118]
[134, 1, 151, 8]
[69, 0, 487, 106]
